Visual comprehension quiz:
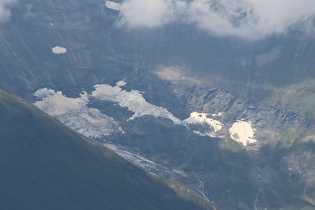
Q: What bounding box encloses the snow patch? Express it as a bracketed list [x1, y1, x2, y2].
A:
[105, 1, 120, 11]
[116, 80, 127, 87]
[212, 112, 222, 117]
[34, 88, 59, 98]
[34, 89, 88, 116]
[229, 120, 257, 146]
[104, 143, 174, 176]
[184, 112, 223, 137]
[34, 88, 122, 139]
[52, 46, 67, 54]
[197, 180, 210, 202]
[91, 82, 182, 124]
[33, 80, 182, 138]
[173, 169, 189, 178]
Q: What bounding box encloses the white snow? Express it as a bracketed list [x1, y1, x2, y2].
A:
[212, 112, 222, 117]
[34, 83, 260, 147]
[197, 180, 210, 202]
[34, 89, 88, 116]
[184, 112, 223, 137]
[172, 169, 189, 178]
[229, 120, 257, 146]
[52, 46, 67, 54]
[34, 88, 59, 98]
[116, 80, 127, 87]
[33, 80, 183, 138]
[34, 88, 122, 139]
[91, 82, 182, 124]
[105, 1, 120, 11]
[104, 143, 173, 175]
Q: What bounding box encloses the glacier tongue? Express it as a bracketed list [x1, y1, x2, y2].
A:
[91, 82, 182, 124]
[34, 88, 123, 139]
[33, 80, 182, 139]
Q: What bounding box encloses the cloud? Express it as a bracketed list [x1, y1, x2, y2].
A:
[0, 0, 16, 22]
[116, 0, 176, 28]
[116, 0, 315, 40]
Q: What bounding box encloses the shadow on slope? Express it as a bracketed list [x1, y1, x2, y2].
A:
[0, 89, 215, 210]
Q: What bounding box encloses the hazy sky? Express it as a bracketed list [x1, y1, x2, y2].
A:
[117, 0, 315, 40]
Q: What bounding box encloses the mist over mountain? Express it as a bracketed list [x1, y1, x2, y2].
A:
[0, 0, 315, 209]
[117, 0, 315, 40]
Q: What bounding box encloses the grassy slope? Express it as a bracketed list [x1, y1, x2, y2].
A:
[265, 79, 315, 124]
[0, 89, 215, 210]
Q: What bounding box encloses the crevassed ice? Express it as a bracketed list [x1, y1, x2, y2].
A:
[34, 89, 88, 116]
[33, 80, 182, 138]
[33, 88, 122, 139]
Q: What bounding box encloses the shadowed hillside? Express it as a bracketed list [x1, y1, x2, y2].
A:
[0, 89, 215, 210]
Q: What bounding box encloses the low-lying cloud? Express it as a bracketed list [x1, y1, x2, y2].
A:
[116, 0, 176, 28]
[0, 0, 16, 22]
[117, 0, 315, 40]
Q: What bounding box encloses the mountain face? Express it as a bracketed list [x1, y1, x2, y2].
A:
[0, 0, 315, 209]
[0, 88, 215, 210]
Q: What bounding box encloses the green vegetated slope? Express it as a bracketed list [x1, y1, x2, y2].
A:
[0, 89, 215, 210]
[265, 79, 315, 124]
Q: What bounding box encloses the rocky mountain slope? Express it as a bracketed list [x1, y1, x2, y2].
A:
[0, 88, 215, 210]
[0, 0, 314, 209]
